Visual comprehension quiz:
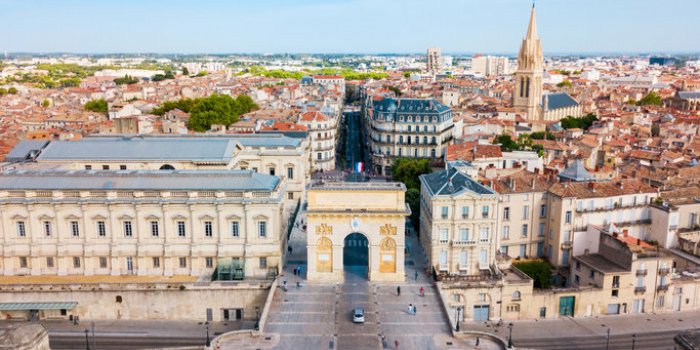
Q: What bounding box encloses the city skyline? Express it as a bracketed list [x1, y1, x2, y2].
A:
[2, 0, 699, 54]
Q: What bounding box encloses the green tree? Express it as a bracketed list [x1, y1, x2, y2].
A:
[513, 260, 552, 289]
[636, 91, 662, 106]
[493, 134, 519, 152]
[59, 77, 81, 87]
[41, 99, 50, 108]
[405, 188, 421, 230]
[195, 71, 208, 77]
[114, 75, 139, 85]
[151, 98, 199, 115]
[559, 113, 598, 130]
[651, 123, 660, 137]
[187, 94, 259, 132]
[556, 80, 572, 88]
[0, 88, 7, 96]
[182, 67, 190, 76]
[530, 131, 556, 140]
[403, 72, 411, 78]
[84, 99, 108, 113]
[387, 86, 403, 97]
[8, 87, 18, 94]
[391, 158, 432, 191]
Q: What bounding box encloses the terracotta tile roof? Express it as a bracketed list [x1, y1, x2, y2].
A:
[491, 170, 555, 194]
[299, 111, 329, 122]
[549, 179, 656, 198]
[446, 142, 502, 161]
[629, 149, 661, 161]
[260, 121, 307, 132]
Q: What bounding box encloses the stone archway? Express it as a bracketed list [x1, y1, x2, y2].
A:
[305, 182, 409, 282]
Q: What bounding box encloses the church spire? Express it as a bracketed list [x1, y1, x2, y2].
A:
[526, 3, 538, 40]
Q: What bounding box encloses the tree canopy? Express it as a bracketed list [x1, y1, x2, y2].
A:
[7, 87, 18, 94]
[559, 113, 598, 130]
[513, 260, 552, 289]
[556, 80, 573, 88]
[84, 99, 108, 113]
[113, 75, 140, 85]
[636, 91, 662, 106]
[0, 88, 7, 96]
[387, 86, 403, 97]
[530, 131, 556, 140]
[391, 158, 432, 191]
[187, 94, 259, 132]
[405, 188, 421, 230]
[493, 133, 545, 157]
[151, 98, 198, 115]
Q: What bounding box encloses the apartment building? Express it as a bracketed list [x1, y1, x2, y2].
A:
[492, 171, 553, 260]
[546, 179, 657, 269]
[426, 48, 441, 72]
[299, 111, 337, 172]
[367, 97, 454, 176]
[0, 170, 287, 279]
[419, 164, 499, 275]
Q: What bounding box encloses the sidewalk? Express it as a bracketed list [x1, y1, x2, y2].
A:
[463, 310, 700, 341]
[38, 319, 249, 338]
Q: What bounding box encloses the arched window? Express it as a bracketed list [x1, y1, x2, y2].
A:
[520, 77, 525, 97]
[159, 164, 175, 170]
[512, 291, 521, 300]
[116, 295, 123, 303]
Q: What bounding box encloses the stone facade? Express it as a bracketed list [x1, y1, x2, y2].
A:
[306, 182, 409, 282]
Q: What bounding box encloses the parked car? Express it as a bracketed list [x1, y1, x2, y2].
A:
[352, 308, 365, 323]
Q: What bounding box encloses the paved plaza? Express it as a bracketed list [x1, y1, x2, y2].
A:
[219, 212, 503, 350]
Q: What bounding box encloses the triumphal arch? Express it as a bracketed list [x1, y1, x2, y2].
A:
[306, 182, 410, 282]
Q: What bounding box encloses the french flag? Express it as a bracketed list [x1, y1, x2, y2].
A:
[355, 162, 364, 173]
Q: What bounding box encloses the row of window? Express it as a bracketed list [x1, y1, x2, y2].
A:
[440, 205, 490, 219]
[13, 256, 271, 270]
[378, 147, 437, 158]
[14, 220, 265, 238]
[503, 205, 548, 221]
[575, 196, 650, 211]
[84, 164, 128, 170]
[438, 227, 490, 242]
[438, 249, 489, 269]
[501, 224, 544, 239]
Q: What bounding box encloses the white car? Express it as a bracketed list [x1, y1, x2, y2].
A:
[352, 308, 365, 323]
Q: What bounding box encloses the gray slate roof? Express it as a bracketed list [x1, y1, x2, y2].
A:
[0, 170, 279, 191]
[543, 92, 579, 110]
[5, 140, 49, 162]
[374, 98, 450, 114]
[558, 159, 595, 182]
[420, 167, 495, 197]
[679, 91, 700, 100]
[32, 134, 302, 162]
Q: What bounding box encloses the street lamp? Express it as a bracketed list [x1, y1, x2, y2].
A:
[84, 329, 90, 350]
[507, 322, 514, 349]
[205, 321, 211, 347]
[454, 306, 462, 332]
[631, 334, 636, 350]
[605, 328, 610, 350]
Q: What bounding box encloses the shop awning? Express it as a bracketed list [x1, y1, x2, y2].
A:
[0, 302, 77, 311]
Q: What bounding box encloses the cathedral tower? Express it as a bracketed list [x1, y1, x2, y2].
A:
[513, 4, 544, 120]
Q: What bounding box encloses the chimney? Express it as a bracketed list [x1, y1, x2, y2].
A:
[531, 178, 536, 190]
[623, 229, 629, 238]
[636, 238, 641, 246]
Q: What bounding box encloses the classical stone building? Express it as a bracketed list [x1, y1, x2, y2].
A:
[0, 170, 287, 279]
[419, 164, 499, 275]
[306, 182, 409, 282]
[10, 134, 310, 203]
[366, 97, 454, 176]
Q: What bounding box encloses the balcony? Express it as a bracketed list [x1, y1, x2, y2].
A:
[658, 268, 670, 276]
[561, 241, 573, 250]
[634, 286, 647, 294]
[453, 240, 477, 246]
[657, 284, 669, 292]
[479, 238, 489, 243]
[636, 269, 648, 276]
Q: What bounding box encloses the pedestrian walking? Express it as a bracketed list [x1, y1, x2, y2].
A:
[296, 281, 300, 289]
[397, 286, 401, 296]
[394, 340, 399, 349]
[408, 304, 413, 315]
[419, 287, 425, 297]
[414, 270, 419, 280]
[297, 266, 302, 276]
[412, 305, 417, 315]
[292, 266, 297, 276]
[476, 337, 480, 346]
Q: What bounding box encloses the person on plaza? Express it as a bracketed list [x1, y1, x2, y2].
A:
[397, 286, 401, 296]
[292, 266, 297, 276]
[296, 281, 300, 289]
[419, 287, 424, 297]
[394, 340, 399, 349]
[476, 337, 480, 346]
[414, 270, 419, 280]
[412, 305, 417, 315]
[408, 304, 413, 315]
